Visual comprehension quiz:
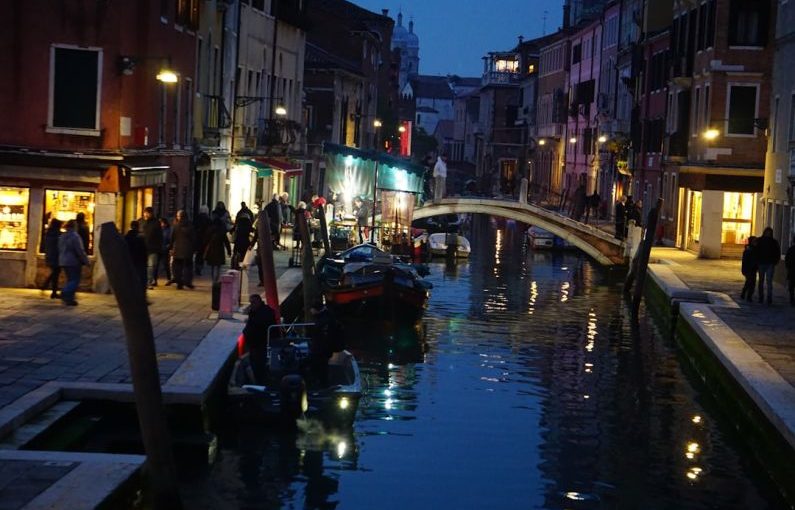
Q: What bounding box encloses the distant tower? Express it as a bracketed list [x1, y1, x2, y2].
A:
[391, 11, 420, 90]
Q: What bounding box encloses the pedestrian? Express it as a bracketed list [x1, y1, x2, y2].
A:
[433, 154, 448, 202]
[785, 239, 795, 306]
[242, 294, 277, 384]
[236, 201, 254, 224]
[204, 217, 231, 282]
[194, 205, 211, 276]
[41, 218, 63, 299]
[626, 197, 642, 228]
[58, 219, 89, 306]
[756, 227, 781, 305]
[170, 210, 196, 290]
[75, 211, 91, 253]
[212, 201, 233, 232]
[159, 217, 173, 285]
[740, 236, 758, 302]
[140, 207, 162, 288]
[354, 197, 369, 243]
[279, 192, 293, 248]
[571, 182, 586, 222]
[124, 220, 148, 294]
[264, 194, 282, 250]
[231, 214, 253, 269]
[614, 196, 626, 240]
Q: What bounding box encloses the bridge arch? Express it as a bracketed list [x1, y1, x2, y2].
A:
[413, 198, 624, 266]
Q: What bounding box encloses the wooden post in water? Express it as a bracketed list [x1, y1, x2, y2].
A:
[317, 204, 331, 256]
[98, 223, 182, 510]
[296, 208, 319, 321]
[257, 209, 281, 322]
[631, 197, 663, 317]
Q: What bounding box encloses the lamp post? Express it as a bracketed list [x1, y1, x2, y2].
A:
[118, 56, 179, 147]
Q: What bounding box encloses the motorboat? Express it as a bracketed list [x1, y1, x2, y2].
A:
[318, 244, 432, 321]
[526, 225, 573, 250]
[228, 323, 361, 428]
[423, 232, 471, 258]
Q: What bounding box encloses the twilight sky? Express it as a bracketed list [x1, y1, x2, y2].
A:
[352, 0, 564, 77]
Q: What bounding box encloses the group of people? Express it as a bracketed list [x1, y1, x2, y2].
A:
[613, 196, 643, 240]
[41, 213, 91, 306]
[741, 227, 795, 306]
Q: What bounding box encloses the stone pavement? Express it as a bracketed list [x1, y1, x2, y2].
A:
[650, 247, 795, 387]
[0, 247, 294, 410]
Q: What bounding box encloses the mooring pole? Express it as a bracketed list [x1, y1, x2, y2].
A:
[257, 209, 281, 322]
[370, 161, 379, 244]
[98, 223, 182, 510]
[317, 203, 331, 256]
[631, 197, 663, 317]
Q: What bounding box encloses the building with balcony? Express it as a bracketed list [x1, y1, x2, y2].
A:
[536, 33, 570, 202]
[0, 0, 197, 290]
[665, 0, 774, 258]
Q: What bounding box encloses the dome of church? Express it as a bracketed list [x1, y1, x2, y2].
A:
[391, 12, 419, 50]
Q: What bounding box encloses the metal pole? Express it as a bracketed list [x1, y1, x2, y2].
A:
[296, 208, 319, 320]
[98, 223, 182, 510]
[631, 197, 663, 317]
[317, 203, 331, 255]
[257, 209, 281, 322]
[370, 160, 379, 244]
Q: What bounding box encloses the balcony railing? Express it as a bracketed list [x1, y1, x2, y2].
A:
[482, 71, 521, 86]
[203, 95, 231, 132]
[257, 118, 302, 150]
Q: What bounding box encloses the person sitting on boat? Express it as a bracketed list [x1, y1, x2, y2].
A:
[243, 294, 277, 384]
[308, 301, 344, 386]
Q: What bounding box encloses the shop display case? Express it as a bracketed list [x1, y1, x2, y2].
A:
[0, 187, 30, 251]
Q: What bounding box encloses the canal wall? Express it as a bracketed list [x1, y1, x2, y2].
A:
[644, 264, 795, 503]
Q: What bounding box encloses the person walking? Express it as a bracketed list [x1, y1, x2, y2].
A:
[124, 220, 148, 294]
[756, 227, 781, 305]
[170, 210, 196, 290]
[231, 214, 253, 269]
[740, 236, 758, 302]
[193, 205, 211, 276]
[159, 217, 173, 285]
[58, 220, 89, 306]
[614, 196, 626, 240]
[140, 207, 162, 288]
[236, 201, 255, 224]
[785, 238, 795, 306]
[354, 197, 369, 243]
[41, 218, 63, 299]
[264, 194, 282, 250]
[75, 212, 91, 253]
[212, 201, 233, 232]
[204, 217, 231, 282]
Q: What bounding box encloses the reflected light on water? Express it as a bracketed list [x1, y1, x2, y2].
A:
[686, 467, 703, 481]
[560, 281, 570, 302]
[564, 492, 586, 501]
[687, 442, 701, 454]
[337, 441, 347, 459]
[495, 230, 503, 265]
[692, 415, 703, 424]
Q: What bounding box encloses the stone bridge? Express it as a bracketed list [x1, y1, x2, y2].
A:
[413, 198, 626, 265]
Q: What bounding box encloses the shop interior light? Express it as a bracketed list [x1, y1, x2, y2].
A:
[156, 69, 178, 83]
[703, 128, 720, 141]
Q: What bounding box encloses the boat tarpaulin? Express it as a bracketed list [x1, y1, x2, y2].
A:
[322, 142, 425, 197]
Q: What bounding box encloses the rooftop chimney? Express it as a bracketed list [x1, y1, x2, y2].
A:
[382, 9, 388, 16]
[518, 35, 524, 45]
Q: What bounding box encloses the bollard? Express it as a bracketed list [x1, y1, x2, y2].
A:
[219, 269, 240, 319]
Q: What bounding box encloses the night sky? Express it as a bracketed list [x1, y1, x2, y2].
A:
[352, 0, 564, 77]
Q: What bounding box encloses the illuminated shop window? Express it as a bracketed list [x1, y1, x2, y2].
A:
[722, 192, 754, 244]
[43, 190, 95, 253]
[0, 187, 30, 251]
[689, 191, 702, 243]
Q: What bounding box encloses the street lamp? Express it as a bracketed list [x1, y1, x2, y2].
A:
[703, 128, 720, 141]
[274, 105, 288, 117]
[156, 69, 179, 83]
[538, 139, 546, 146]
[373, 119, 383, 128]
[398, 125, 407, 133]
[569, 137, 577, 144]
[598, 135, 608, 144]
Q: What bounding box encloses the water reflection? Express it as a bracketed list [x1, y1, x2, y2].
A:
[188, 216, 784, 509]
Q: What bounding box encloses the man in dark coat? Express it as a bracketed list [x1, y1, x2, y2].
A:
[170, 210, 196, 290]
[236, 202, 255, 224]
[231, 215, 253, 269]
[264, 195, 282, 250]
[193, 205, 211, 276]
[204, 218, 231, 282]
[242, 294, 277, 384]
[41, 218, 62, 299]
[75, 212, 91, 253]
[756, 227, 781, 305]
[140, 207, 162, 288]
[614, 196, 626, 240]
[124, 220, 148, 294]
[785, 238, 795, 306]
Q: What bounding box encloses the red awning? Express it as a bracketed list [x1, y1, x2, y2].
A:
[253, 157, 302, 175]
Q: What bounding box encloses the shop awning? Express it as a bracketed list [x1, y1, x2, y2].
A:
[322, 142, 426, 196]
[122, 165, 169, 188]
[236, 159, 272, 177]
[252, 157, 303, 175]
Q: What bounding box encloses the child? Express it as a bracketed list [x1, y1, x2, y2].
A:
[740, 236, 758, 302]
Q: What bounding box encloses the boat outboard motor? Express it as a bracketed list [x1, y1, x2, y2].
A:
[279, 374, 308, 423]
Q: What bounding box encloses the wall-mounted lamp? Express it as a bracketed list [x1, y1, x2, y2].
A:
[598, 135, 608, 144]
[538, 139, 546, 146]
[569, 137, 577, 144]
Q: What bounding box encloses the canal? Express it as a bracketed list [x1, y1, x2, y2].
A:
[185, 218, 786, 509]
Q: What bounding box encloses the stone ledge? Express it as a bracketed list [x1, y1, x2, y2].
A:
[679, 303, 795, 450]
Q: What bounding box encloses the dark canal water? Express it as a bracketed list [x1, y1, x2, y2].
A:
[186, 218, 785, 509]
